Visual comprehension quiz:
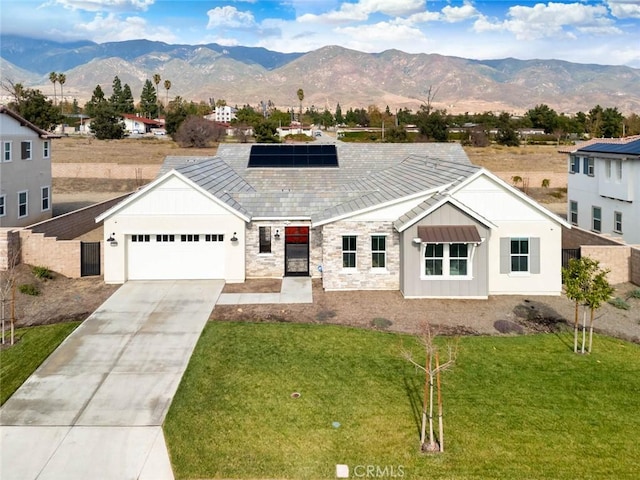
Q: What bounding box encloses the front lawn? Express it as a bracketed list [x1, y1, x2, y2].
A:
[165, 323, 640, 479]
[0, 322, 80, 405]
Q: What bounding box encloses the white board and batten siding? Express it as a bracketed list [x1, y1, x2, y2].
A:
[101, 174, 246, 283]
[453, 174, 564, 295]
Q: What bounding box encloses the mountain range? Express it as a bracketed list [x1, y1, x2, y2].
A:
[1, 34, 639, 115]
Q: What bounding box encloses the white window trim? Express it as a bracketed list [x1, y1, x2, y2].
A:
[586, 158, 595, 176]
[17, 190, 28, 218]
[569, 155, 579, 174]
[605, 159, 611, 179]
[3, 141, 12, 162]
[509, 238, 530, 275]
[41, 186, 50, 212]
[0, 194, 6, 217]
[420, 242, 475, 280]
[370, 234, 387, 272]
[342, 235, 357, 271]
[569, 200, 578, 226]
[614, 211, 622, 234]
[615, 159, 622, 181]
[592, 206, 602, 233]
[21, 141, 32, 161]
[43, 140, 50, 159]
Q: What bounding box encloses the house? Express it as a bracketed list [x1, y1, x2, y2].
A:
[97, 143, 569, 297]
[212, 105, 237, 123]
[0, 106, 55, 228]
[566, 136, 640, 244]
[121, 114, 163, 134]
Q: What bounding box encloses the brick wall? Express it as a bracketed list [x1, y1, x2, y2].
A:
[321, 221, 400, 291]
[580, 245, 631, 285]
[631, 247, 640, 286]
[28, 193, 131, 240]
[53, 163, 160, 180]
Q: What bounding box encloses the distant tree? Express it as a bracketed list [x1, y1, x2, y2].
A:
[269, 109, 292, 127]
[109, 76, 125, 113]
[9, 88, 61, 131]
[49, 71, 58, 106]
[601, 107, 624, 137]
[58, 73, 66, 112]
[71, 98, 80, 114]
[320, 108, 334, 127]
[624, 113, 640, 136]
[152, 73, 161, 109]
[215, 98, 227, 107]
[417, 107, 448, 142]
[296, 88, 304, 120]
[165, 97, 189, 136]
[233, 105, 264, 127]
[174, 115, 224, 147]
[139, 79, 158, 118]
[254, 119, 279, 143]
[90, 102, 125, 140]
[163, 79, 171, 107]
[525, 104, 558, 134]
[385, 125, 408, 142]
[121, 84, 135, 113]
[495, 112, 520, 146]
[397, 107, 415, 126]
[335, 103, 343, 124]
[84, 84, 106, 118]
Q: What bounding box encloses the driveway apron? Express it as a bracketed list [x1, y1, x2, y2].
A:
[0, 280, 223, 480]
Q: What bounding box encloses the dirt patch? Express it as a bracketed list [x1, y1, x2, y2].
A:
[223, 279, 281, 293]
[211, 279, 640, 343]
[463, 144, 566, 173]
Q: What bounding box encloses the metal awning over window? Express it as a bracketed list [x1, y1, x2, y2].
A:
[417, 225, 481, 244]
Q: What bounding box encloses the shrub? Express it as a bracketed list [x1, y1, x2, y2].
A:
[608, 297, 630, 310]
[18, 284, 40, 296]
[32, 266, 53, 280]
[626, 289, 640, 300]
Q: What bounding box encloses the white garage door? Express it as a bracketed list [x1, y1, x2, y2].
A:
[127, 233, 225, 280]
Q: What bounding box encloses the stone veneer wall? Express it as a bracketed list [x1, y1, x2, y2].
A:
[320, 221, 399, 291]
[580, 245, 631, 285]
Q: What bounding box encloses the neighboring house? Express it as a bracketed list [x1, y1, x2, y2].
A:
[121, 114, 163, 134]
[566, 136, 640, 244]
[277, 123, 314, 138]
[97, 143, 569, 297]
[208, 106, 237, 123]
[0, 106, 55, 228]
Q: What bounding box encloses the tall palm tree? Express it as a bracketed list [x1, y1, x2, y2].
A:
[57, 73, 66, 113]
[153, 73, 161, 112]
[297, 88, 304, 121]
[49, 72, 58, 106]
[163, 79, 171, 108]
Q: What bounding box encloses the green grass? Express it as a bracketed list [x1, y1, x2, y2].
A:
[0, 322, 80, 405]
[165, 323, 640, 479]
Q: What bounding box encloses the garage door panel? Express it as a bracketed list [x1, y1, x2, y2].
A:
[127, 234, 225, 280]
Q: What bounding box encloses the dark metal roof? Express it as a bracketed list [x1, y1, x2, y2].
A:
[417, 225, 481, 243]
[577, 139, 640, 155]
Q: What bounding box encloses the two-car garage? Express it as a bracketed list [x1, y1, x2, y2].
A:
[126, 233, 226, 280]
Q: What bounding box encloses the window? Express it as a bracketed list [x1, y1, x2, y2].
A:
[569, 155, 579, 173]
[510, 238, 529, 272]
[3, 141, 11, 162]
[156, 234, 175, 242]
[18, 191, 28, 218]
[131, 234, 150, 242]
[569, 201, 578, 225]
[342, 235, 357, 268]
[43, 140, 50, 159]
[423, 243, 470, 277]
[205, 234, 224, 242]
[592, 206, 601, 233]
[371, 235, 386, 268]
[449, 243, 468, 276]
[605, 159, 612, 179]
[259, 226, 271, 253]
[181, 234, 200, 242]
[0, 195, 5, 217]
[616, 159, 622, 180]
[424, 244, 444, 276]
[41, 186, 50, 211]
[21, 141, 32, 160]
[614, 212, 622, 234]
[583, 157, 594, 176]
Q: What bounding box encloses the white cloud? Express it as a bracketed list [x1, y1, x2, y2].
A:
[606, 0, 640, 19]
[206, 6, 257, 29]
[298, 0, 424, 24]
[473, 2, 617, 40]
[48, 0, 154, 12]
[441, 2, 480, 23]
[75, 12, 175, 42]
[336, 21, 429, 51]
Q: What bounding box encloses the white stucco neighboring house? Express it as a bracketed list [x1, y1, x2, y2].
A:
[97, 143, 569, 297]
[0, 106, 56, 227]
[566, 136, 640, 244]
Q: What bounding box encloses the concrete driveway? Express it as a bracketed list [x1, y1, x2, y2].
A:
[0, 280, 223, 480]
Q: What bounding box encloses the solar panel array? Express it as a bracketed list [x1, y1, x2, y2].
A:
[578, 139, 640, 155]
[248, 144, 339, 168]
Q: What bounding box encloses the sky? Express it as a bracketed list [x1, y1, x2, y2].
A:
[2, 0, 640, 67]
